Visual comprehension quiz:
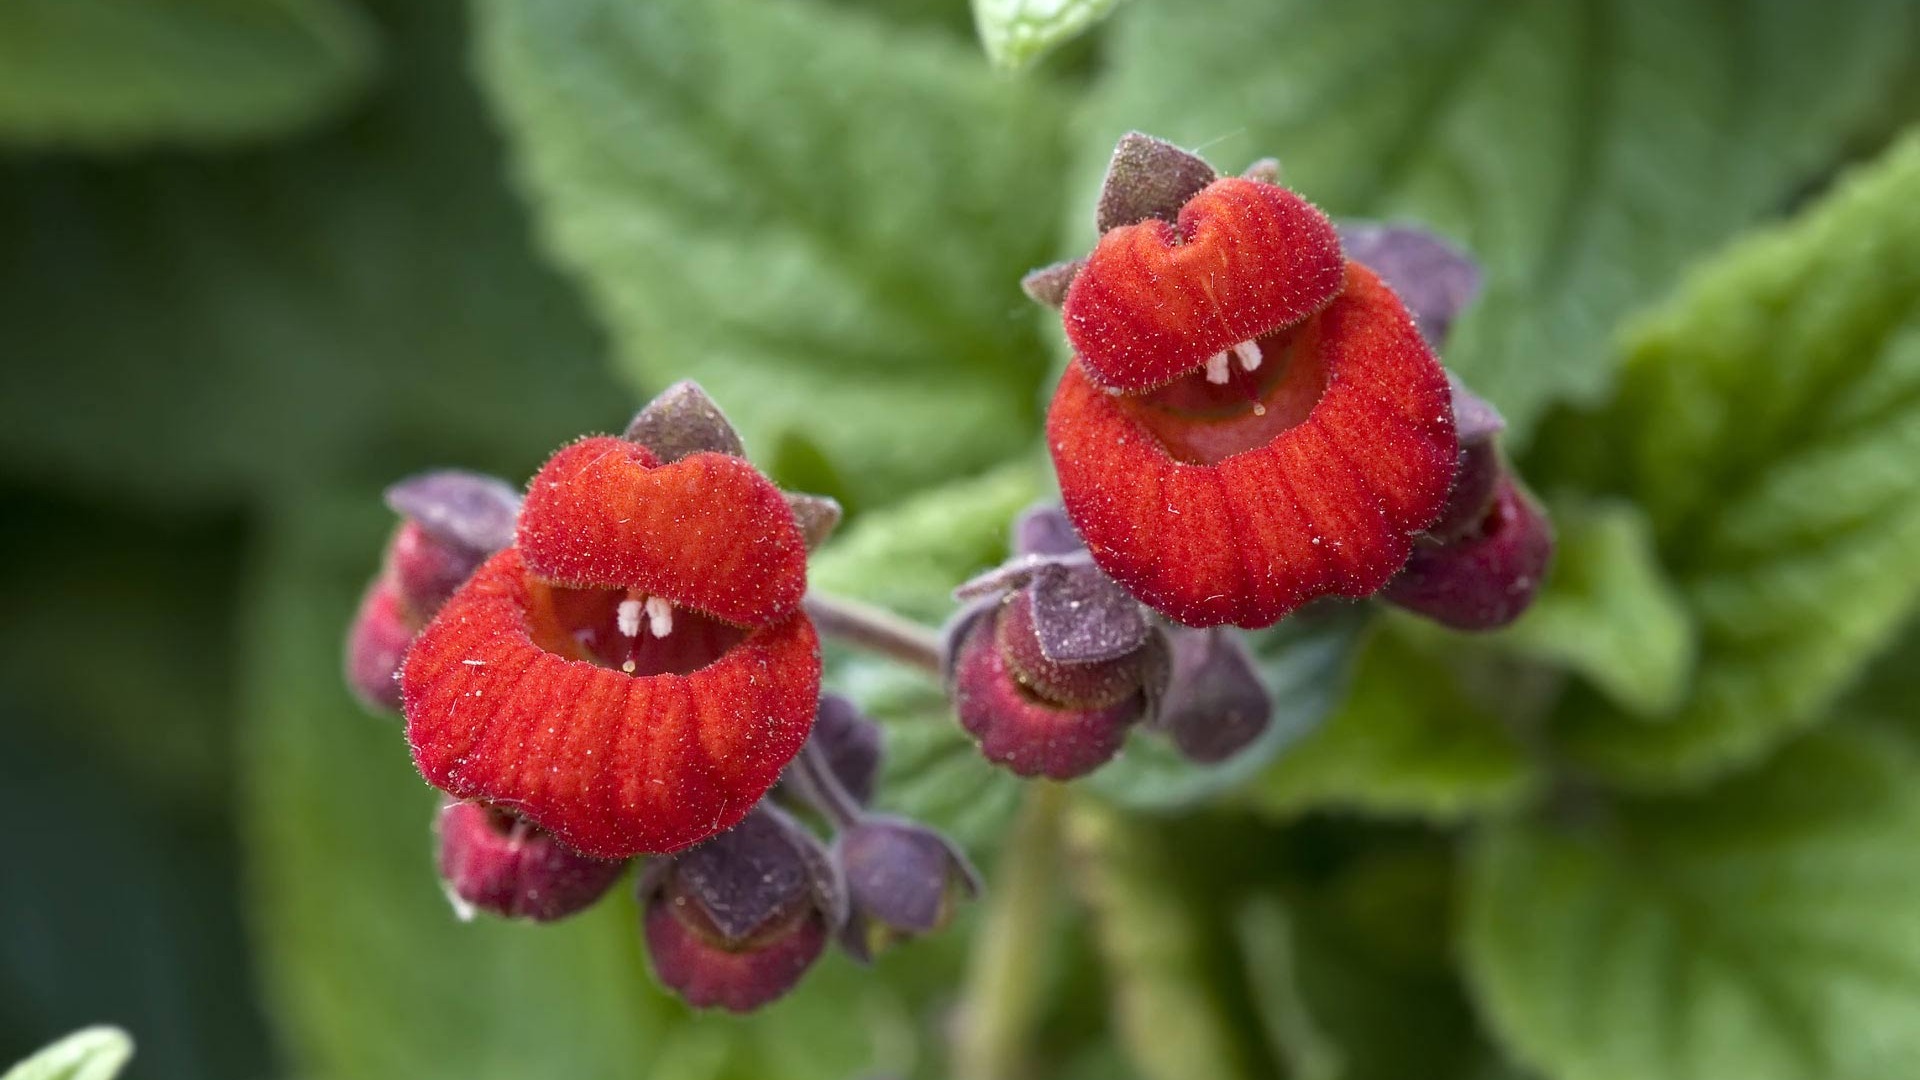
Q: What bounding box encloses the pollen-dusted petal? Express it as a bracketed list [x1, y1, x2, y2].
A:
[402, 548, 822, 858]
[1049, 262, 1457, 628]
[518, 437, 807, 626]
[1063, 177, 1345, 393]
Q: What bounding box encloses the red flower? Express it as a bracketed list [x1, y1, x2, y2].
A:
[1049, 259, 1457, 628]
[402, 437, 820, 859]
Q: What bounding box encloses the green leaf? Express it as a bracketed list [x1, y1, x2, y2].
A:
[0, 1, 621, 510]
[0, 0, 376, 149]
[476, 0, 1071, 508]
[241, 490, 973, 1080]
[1074, 0, 1919, 439]
[1553, 131, 1920, 786]
[973, 0, 1121, 70]
[1086, 603, 1369, 812]
[1244, 623, 1540, 822]
[3, 1028, 132, 1080]
[1463, 725, 1920, 1080]
[1496, 498, 1694, 718]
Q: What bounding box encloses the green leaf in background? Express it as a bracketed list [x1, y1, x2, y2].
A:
[3, 1027, 132, 1080]
[1463, 725, 1920, 1080]
[475, 0, 1071, 509]
[1552, 131, 1920, 787]
[1496, 498, 1694, 718]
[1245, 624, 1540, 822]
[0, 0, 620, 510]
[0, 0, 377, 150]
[1074, 0, 1919, 439]
[1087, 604, 1368, 812]
[242, 491, 974, 1080]
[973, 0, 1121, 71]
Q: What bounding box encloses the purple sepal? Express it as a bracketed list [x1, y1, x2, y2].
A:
[1337, 222, 1482, 348]
[383, 469, 520, 554]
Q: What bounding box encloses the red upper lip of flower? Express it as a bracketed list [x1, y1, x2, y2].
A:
[403, 547, 821, 858]
[1049, 261, 1458, 628]
[517, 436, 808, 627]
[1063, 176, 1345, 394]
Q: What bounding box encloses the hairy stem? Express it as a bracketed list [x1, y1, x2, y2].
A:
[788, 738, 864, 829]
[802, 591, 944, 676]
[952, 782, 1067, 1080]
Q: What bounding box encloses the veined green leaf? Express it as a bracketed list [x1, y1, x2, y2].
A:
[1555, 132, 1920, 785]
[0, 0, 376, 149]
[477, 0, 1071, 507]
[1464, 725, 1920, 1080]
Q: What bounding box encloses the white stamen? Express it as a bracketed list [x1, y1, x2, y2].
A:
[616, 598, 643, 637]
[1205, 351, 1231, 384]
[1233, 339, 1263, 372]
[645, 596, 674, 638]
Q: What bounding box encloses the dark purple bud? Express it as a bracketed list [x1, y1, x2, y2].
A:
[1153, 629, 1272, 764]
[1021, 259, 1084, 309]
[789, 694, 883, 808]
[1241, 157, 1282, 184]
[834, 816, 979, 963]
[622, 379, 747, 461]
[1384, 474, 1554, 631]
[1426, 375, 1508, 543]
[1336, 222, 1482, 348]
[344, 578, 415, 713]
[640, 805, 842, 1013]
[435, 801, 627, 922]
[948, 603, 1144, 780]
[784, 491, 843, 550]
[1011, 502, 1085, 558]
[1095, 131, 1218, 234]
[383, 469, 521, 556]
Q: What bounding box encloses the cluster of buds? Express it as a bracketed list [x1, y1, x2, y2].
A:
[1020, 133, 1552, 637]
[342, 384, 975, 1012]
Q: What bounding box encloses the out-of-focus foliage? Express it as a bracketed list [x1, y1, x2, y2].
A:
[2, 1027, 132, 1080]
[476, 0, 1071, 509]
[0, 0, 376, 149]
[972, 0, 1121, 70]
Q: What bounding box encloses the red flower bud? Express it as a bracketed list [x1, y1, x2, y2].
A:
[640, 806, 841, 1012]
[387, 520, 488, 622]
[1050, 261, 1458, 628]
[1384, 473, 1554, 630]
[344, 577, 415, 713]
[435, 800, 627, 922]
[1064, 177, 1346, 393]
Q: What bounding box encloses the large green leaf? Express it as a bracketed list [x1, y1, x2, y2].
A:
[1073, 0, 1918, 438]
[1463, 725, 1920, 1080]
[475, 0, 1070, 508]
[0, 0, 620, 509]
[1495, 498, 1694, 718]
[3, 1028, 131, 1080]
[1244, 624, 1540, 822]
[0, 0, 376, 149]
[240, 491, 974, 1080]
[1551, 132, 1920, 786]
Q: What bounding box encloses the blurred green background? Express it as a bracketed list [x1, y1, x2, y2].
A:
[4, 1, 1920, 1079]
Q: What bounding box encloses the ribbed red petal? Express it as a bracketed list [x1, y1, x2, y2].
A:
[403, 548, 821, 858]
[517, 437, 807, 626]
[1063, 177, 1344, 393]
[1049, 262, 1457, 628]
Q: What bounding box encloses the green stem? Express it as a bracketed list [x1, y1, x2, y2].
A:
[952, 782, 1068, 1080]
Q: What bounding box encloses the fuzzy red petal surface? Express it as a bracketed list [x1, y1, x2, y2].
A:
[517, 437, 807, 626]
[644, 894, 826, 1013]
[1049, 262, 1457, 629]
[952, 611, 1140, 780]
[1063, 177, 1344, 393]
[403, 548, 821, 858]
[344, 576, 416, 712]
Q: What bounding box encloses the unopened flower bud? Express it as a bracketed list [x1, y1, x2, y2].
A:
[1153, 628, 1272, 763]
[782, 694, 883, 808]
[1384, 474, 1554, 631]
[834, 816, 979, 963]
[1426, 375, 1508, 543]
[435, 801, 627, 922]
[344, 578, 415, 712]
[1336, 222, 1482, 349]
[641, 806, 844, 1013]
[381, 469, 520, 621]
